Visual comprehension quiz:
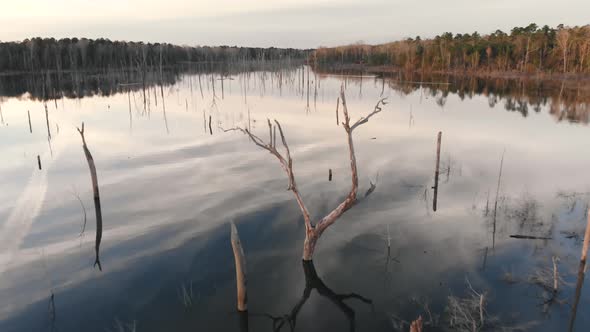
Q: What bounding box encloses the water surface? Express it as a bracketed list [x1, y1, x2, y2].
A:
[0, 65, 589, 331]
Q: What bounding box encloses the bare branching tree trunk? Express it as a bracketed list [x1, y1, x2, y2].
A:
[77, 123, 103, 271]
[227, 87, 386, 260]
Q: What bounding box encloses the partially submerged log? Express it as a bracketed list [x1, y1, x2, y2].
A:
[76, 123, 103, 271]
[230, 222, 247, 312]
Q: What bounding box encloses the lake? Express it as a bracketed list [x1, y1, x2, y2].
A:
[0, 64, 589, 332]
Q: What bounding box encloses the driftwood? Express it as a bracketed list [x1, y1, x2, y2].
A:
[37, 155, 42, 170]
[76, 123, 103, 271]
[568, 209, 590, 331]
[230, 222, 248, 312]
[226, 87, 387, 260]
[433, 132, 442, 211]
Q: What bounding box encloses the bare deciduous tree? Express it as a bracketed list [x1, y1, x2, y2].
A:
[557, 29, 571, 73]
[227, 87, 386, 260]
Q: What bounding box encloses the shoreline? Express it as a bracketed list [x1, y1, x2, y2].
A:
[313, 63, 590, 83]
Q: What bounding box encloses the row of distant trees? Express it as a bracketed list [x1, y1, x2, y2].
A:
[0, 38, 311, 73]
[312, 24, 590, 74]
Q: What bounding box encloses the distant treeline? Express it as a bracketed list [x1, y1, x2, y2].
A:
[312, 24, 590, 75]
[0, 37, 311, 73]
[0, 61, 302, 101]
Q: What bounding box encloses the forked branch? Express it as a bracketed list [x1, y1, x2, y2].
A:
[228, 87, 387, 260]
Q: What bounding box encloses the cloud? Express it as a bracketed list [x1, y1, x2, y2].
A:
[1, 0, 589, 49]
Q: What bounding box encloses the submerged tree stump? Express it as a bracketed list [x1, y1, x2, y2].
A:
[230, 222, 247, 312]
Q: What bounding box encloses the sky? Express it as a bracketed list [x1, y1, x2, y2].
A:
[0, 0, 588, 48]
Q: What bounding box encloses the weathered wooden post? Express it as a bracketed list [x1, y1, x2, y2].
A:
[230, 222, 247, 312]
[230, 221, 248, 332]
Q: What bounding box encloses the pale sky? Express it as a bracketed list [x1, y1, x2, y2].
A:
[0, 0, 588, 48]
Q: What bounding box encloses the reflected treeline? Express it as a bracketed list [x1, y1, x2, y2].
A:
[0, 69, 179, 101]
[0, 60, 304, 101]
[316, 69, 590, 124]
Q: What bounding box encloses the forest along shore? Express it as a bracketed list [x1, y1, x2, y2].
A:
[0, 38, 311, 73]
[310, 24, 590, 82]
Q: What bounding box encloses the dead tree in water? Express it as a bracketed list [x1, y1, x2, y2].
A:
[568, 209, 590, 331]
[226, 87, 387, 260]
[230, 222, 248, 312]
[433, 132, 442, 211]
[28, 110, 32, 133]
[76, 123, 103, 271]
[231, 222, 249, 332]
[492, 150, 505, 249]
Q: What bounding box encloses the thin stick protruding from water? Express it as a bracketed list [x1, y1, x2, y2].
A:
[28, 110, 32, 133]
[336, 96, 340, 125]
[492, 149, 505, 249]
[76, 122, 103, 271]
[209, 115, 213, 135]
[44, 104, 51, 140]
[433, 131, 442, 211]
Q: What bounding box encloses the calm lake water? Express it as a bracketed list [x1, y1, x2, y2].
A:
[0, 64, 589, 332]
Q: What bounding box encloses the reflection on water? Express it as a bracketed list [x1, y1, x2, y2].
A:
[76, 123, 103, 271]
[0, 63, 589, 332]
[317, 69, 590, 125]
[257, 260, 373, 332]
